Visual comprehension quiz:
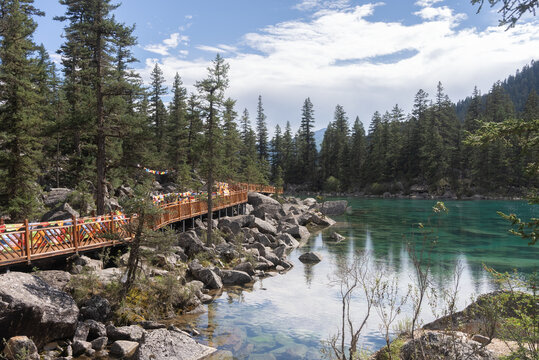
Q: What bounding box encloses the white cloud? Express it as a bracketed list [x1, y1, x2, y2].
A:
[414, 5, 467, 22]
[143, 33, 189, 56]
[185, 14, 193, 20]
[294, 0, 351, 11]
[414, 0, 443, 7]
[136, 3, 539, 131]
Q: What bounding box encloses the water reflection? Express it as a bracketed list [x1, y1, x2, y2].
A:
[177, 199, 538, 359]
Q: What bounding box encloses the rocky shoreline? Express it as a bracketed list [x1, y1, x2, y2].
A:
[0, 192, 345, 360]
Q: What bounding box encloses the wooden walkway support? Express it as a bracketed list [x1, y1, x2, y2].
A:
[0, 183, 280, 267]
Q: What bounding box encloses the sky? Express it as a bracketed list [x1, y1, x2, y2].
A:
[33, 0, 539, 132]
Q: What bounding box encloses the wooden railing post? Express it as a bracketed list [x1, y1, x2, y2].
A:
[24, 219, 31, 264]
[72, 215, 79, 253]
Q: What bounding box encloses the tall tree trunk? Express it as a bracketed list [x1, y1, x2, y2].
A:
[95, 3, 106, 215]
[206, 95, 214, 245]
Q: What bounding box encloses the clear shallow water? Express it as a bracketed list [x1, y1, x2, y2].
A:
[176, 199, 538, 359]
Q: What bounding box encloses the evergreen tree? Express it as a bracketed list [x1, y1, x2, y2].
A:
[56, 0, 137, 214]
[150, 63, 167, 154]
[349, 117, 366, 188]
[299, 98, 317, 184]
[256, 95, 269, 160]
[167, 73, 188, 183]
[196, 54, 229, 244]
[271, 124, 283, 182]
[185, 93, 203, 172]
[0, 0, 44, 220]
[222, 98, 241, 181]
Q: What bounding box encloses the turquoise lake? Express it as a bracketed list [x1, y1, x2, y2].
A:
[177, 199, 538, 359]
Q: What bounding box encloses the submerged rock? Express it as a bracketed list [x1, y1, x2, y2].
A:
[136, 328, 216, 360]
[298, 252, 323, 263]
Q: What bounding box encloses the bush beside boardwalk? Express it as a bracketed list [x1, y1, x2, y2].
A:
[0, 192, 339, 359]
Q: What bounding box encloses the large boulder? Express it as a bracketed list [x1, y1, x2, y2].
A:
[253, 203, 286, 220]
[233, 262, 255, 276]
[0, 272, 79, 349]
[189, 261, 223, 290]
[248, 192, 280, 207]
[251, 217, 277, 236]
[218, 215, 255, 229]
[107, 324, 145, 342]
[400, 331, 496, 360]
[285, 225, 310, 241]
[220, 270, 253, 285]
[34, 270, 72, 292]
[178, 230, 205, 258]
[136, 328, 216, 360]
[319, 200, 348, 216]
[43, 188, 73, 207]
[111, 340, 139, 359]
[41, 202, 79, 222]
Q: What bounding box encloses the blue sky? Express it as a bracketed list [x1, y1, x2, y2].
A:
[33, 0, 539, 132]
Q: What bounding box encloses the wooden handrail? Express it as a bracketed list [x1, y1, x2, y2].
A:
[0, 184, 280, 267]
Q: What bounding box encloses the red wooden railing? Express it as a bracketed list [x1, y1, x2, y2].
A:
[0, 183, 280, 267]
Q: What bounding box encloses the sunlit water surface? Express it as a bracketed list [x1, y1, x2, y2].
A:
[175, 199, 538, 359]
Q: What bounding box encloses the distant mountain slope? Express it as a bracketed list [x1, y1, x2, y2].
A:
[456, 60, 539, 121]
[313, 128, 326, 151]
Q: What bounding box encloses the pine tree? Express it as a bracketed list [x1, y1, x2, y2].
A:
[0, 0, 45, 220]
[150, 63, 168, 154]
[222, 98, 241, 181]
[167, 73, 188, 183]
[271, 125, 283, 182]
[299, 98, 317, 184]
[256, 95, 269, 160]
[196, 54, 229, 244]
[349, 117, 366, 188]
[186, 93, 203, 172]
[56, 0, 137, 214]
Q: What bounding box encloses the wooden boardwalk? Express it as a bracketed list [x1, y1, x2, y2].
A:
[0, 183, 280, 267]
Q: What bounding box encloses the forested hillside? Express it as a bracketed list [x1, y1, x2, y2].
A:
[456, 60, 539, 120]
[273, 67, 538, 196]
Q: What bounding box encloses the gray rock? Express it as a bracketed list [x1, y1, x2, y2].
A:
[80, 295, 111, 322]
[95, 267, 122, 284]
[221, 270, 253, 285]
[472, 334, 490, 345]
[248, 192, 280, 207]
[251, 217, 277, 235]
[111, 340, 139, 359]
[299, 252, 323, 263]
[273, 245, 287, 259]
[330, 232, 345, 242]
[248, 242, 266, 257]
[245, 203, 254, 215]
[189, 261, 223, 290]
[309, 212, 336, 227]
[253, 203, 286, 220]
[72, 255, 103, 272]
[85, 319, 107, 340]
[400, 331, 496, 360]
[116, 184, 134, 198]
[233, 262, 255, 276]
[72, 340, 92, 356]
[0, 272, 79, 349]
[277, 233, 299, 247]
[319, 200, 348, 216]
[91, 336, 108, 351]
[41, 202, 79, 222]
[3, 336, 39, 360]
[137, 328, 216, 360]
[178, 230, 205, 258]
[106, 324, 145, 342]
[280, 214, 299, 226]
[285, 225, 310, 241]
[219, 215, 255, 229]
[303, 198, 317, 207]
[43, 188, 73, 207]
[34, 270, 72, 292]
